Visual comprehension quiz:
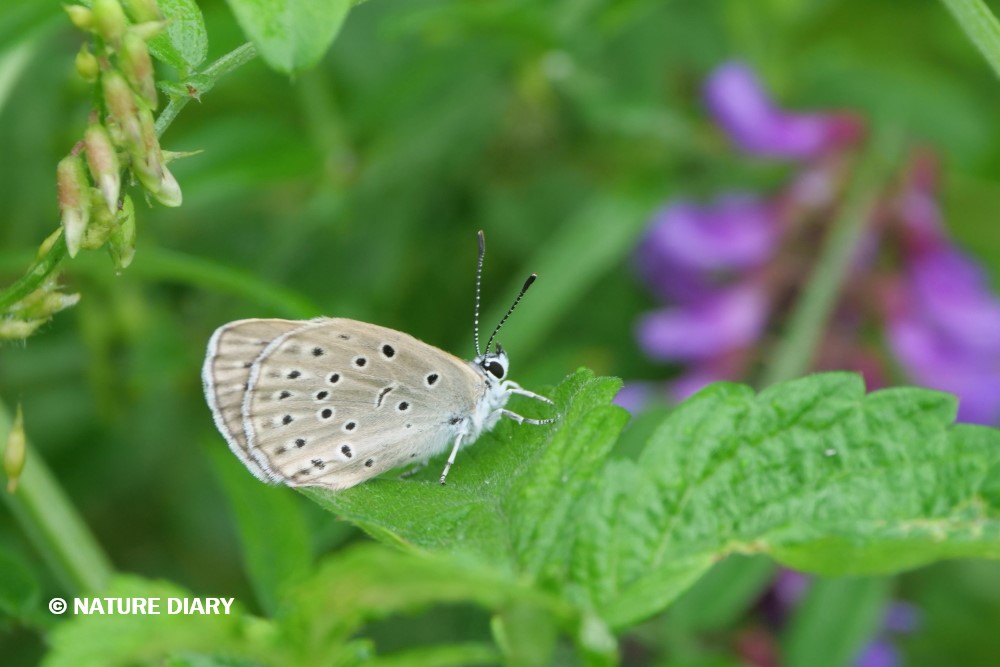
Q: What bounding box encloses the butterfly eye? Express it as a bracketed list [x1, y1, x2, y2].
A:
[487, 361, 505, 379]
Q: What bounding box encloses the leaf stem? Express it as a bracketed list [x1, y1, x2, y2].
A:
[154, 42, 258, 137]
[0, 233, 68, 312]
[760, 128, 902, 387]
[1, 403, 114, 594]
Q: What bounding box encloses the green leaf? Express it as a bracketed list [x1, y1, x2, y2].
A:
[574, 373, 1000, 627]
[43, 546, 572, 667]
[224, 0, 351, 73]
[41, 576, 260, 667]
[783, 576, 891, 667]
[303, 370, 624, 563]
[274, 543, 611, 666]
[147, 0, 208, 72]
[940, 0, 1000, 80]
[303, 371, 1000, 630]
[208, 442, 312, 615]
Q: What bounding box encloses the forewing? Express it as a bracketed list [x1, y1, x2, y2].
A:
[242, 318, 485, 490]
[202, 318, 313, 480]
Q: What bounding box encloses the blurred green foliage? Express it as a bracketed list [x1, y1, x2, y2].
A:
[3, 0, 1000, 665]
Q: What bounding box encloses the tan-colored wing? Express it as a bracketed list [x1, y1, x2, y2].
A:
[202, 318, 313, 481]
[241, 318, 485, 490]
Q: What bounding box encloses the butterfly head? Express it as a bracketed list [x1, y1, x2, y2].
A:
[474, 343, 508, 382]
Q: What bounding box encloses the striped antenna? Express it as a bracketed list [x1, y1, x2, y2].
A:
[473, 230, 487, 356]
[484, 273, 536, 355]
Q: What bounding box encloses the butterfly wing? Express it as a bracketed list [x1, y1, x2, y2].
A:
[202, 318, 311, 481]
[241, 318, 486, 490]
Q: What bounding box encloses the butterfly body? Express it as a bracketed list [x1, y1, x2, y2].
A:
[203, 317, 518, 490]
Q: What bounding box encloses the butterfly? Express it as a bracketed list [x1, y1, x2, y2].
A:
[202, 231, 555, 490]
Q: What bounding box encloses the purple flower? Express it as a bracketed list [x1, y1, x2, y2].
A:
[613, 382, 653, 413]
[635, 195, 778, 301]
[704, 61, 861, 160]
[772, 569, 811, 609]
[883, 241, 1000, 424]
[854, 639, 899, 667]
[907, 248, 1000, 354]
[636, 284, 768, 362]
[883, 602, 920, 634]
[887, 315, 1000, 424]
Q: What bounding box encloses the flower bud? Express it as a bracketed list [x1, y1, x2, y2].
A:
[108, 194, 137, 269]
[34, 291, 82, 319]
[156, 164, 182, 207]
[122, 0, 163, 23]
[56, 155, 92, 257]
[4, 404, 26, 493]
[75, 44, 99, 82]
[129, 20, 167, 41]
[102, 70, 141, 147]
[0, 320, 44, 340]
[93, 0, 128, 47]
[82, 188, 116, 249]
[120, 31, 157, 109]
[64, 5, 94, 31]
[37, 229, 63, 259]
[84, 124, 121, 212]
[128, 105, 163, 191]
[11, 281, 81, 321]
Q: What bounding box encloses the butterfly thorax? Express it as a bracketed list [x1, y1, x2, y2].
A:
[461, 349, 512, 441]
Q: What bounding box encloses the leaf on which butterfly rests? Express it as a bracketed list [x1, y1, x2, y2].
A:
[302, 369, 623, 564]
[306, 370, 1000, 630]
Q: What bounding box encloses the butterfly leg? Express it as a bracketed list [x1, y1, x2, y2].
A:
[439, 433, 465, 485]
[501, 381, 558, 423]
[502, 381, 555, 405]
[499, 409, 556, 426]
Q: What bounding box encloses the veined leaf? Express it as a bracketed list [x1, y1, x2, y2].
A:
[147, 0, 208, 72]
[306, 370, 1000, 629]
[224, 0, 351, 73]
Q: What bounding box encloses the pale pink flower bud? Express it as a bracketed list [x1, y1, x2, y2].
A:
[84, 124, 121, 212]
[56, 155, 91, 257]
[121, 31, 157, 109]
[102, 71, 141, 147]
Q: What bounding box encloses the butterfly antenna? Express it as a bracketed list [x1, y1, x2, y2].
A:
[484, 273, 536, 355]
[473, 230, 487, 356]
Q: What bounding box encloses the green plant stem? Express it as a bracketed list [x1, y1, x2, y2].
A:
[154, 42, 258, 137]
[0, 233, 68, 312]
[940, 0, 1000, 79]
[760, 129, 902, 387]
[1, 402, 113, 594]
